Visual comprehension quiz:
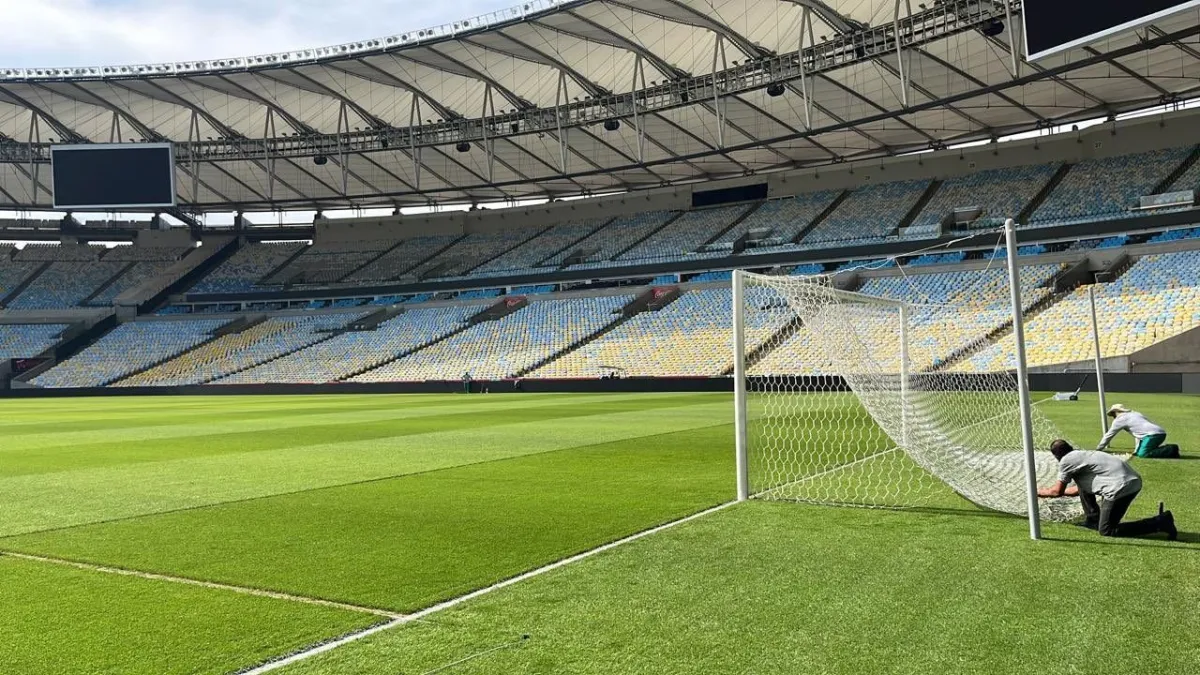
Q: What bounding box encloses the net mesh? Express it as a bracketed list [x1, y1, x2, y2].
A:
[741, 270, 1081, 521]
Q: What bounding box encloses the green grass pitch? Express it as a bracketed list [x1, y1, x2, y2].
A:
[0, 391, 1197, 674]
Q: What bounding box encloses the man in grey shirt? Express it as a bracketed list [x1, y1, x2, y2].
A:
[1097, 404, 1179, 458]
[1038, 439, 1177, 539]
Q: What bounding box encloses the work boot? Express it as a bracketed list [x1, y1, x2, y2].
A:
[1160, 511, 1178, 541]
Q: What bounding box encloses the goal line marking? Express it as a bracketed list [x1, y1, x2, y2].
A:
[0, 550, 403, 619]
[240, 500, 739, 674]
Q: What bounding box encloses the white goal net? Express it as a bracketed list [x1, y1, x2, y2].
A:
[735, 270, 1081, 522]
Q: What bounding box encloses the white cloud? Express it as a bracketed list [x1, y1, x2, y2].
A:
[0, 0, 517, 67]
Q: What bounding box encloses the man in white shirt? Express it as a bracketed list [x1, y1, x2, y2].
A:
[1097, 404, 1179, 458]
[1038, 439, 1177, 539]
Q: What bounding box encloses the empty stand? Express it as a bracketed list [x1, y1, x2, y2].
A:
[533, 287, 785, 378]
[1031, 147, 1192, 225]
[802, 180, 930, 245]
[473, 219, 609, 275]
[551, 210, 677, 267]
[351, 295, 630, 382]
[617, 205, 751, 262]
[118, 313, 364, 386]
[220, 305, 478, 384]
[959, 250, 1200, 371]
[0, 324, 67, 360]
[911, 164, 1059, 230]
[32, 319, 229, 388]
[190, 241, 308, 294]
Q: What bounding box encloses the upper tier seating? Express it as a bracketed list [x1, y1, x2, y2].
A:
[0, 323, 67, 359]
[533, 287, 788, 378]
[220, 305, 477, 384]
[802, 180, 930, 245]
[1164, 151, 1200, 193]
[7, 261, 127, 309]
[88, 246, 191, 306]
[118, 313, 363, 386]
[711, 191, 843, 250]
[552, 211, 677, 267]
[617, 205, 751, 262]
[265, 241, 390, 286]
[351, 295, 630, 382]
[957, 250, 1200, 371]
[32, 319, 228, 388]
[343, 234, 462, 283]
[751, 264, 1061, 376]
[14, 243, 103, 262]
[0, 259, 44, 304]
[473, 219, 608, 275]
[911, 164, 1059, 230]
[410, 229, 542, 279]
[190, 241, 307, 294]
[1030, 147, 1191, 225]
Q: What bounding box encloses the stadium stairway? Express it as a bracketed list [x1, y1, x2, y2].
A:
[261, 244, 317, 286]
[80, 262, 137, 306]
[791, 190, 850, 244]
[0, 262, 49, 308]
[102, 323, 231, 387]
[334, 240, 406, 284]
[534, 218, 614, 267]
[513, 290, 663, 377]
[1152, 145, 1200, 194]
[334, 314, 478, 382]
[889, 180, 945, 237]
[129, 236, 237, 313]
[725, 315, 806, 376]
[608, 211, 686, 261]
[930, 256, 1133, 373]
[697, 203, 764, 251]
[1015, 164, 1071, 224]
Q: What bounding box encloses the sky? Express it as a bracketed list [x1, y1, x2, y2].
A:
[0, 0, 518, 68]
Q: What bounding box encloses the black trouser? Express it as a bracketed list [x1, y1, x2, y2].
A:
[1079, 490, 1163, 537]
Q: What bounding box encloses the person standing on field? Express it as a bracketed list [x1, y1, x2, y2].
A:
[1038, 439, 1177, 539]
[1097, 404, 1179, 458]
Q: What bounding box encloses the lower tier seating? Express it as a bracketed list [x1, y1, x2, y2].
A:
[957, 250, 1200, 371]
[219, 306, 476, 384]
[32, 320, 229, 388]
[350, 295, 631, 382]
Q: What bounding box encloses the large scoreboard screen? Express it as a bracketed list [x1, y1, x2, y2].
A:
[51, 143, 176, 210]
[1024, 0, 1200, 62]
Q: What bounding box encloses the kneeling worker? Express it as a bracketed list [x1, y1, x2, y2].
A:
[1097, 404, 1179, 458]
[1038, 440, 1177, 539]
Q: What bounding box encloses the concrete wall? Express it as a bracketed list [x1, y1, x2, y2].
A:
[1129, 325, 1200, 374]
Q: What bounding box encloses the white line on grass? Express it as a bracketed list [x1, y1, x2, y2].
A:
[240, 500, 739, 674]
[0, 550, 403, 619]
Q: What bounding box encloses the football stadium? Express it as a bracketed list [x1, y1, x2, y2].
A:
[2, 1, 1200, 673]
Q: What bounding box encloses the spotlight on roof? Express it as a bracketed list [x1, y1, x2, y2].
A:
[981, 19, 1004, 37]
[603, 119, 621, 132]
[455, 141, 471, 153]
[766, 83, 786, 97]
[313, 155, 328, 166]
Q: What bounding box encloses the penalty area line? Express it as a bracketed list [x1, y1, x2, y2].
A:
[0, 550, 403, 619]
[241, 500, 740, 674]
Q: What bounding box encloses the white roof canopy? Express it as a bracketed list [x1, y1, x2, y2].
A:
[0, 0, 1197, 211]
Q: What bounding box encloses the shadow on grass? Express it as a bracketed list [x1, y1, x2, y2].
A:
[1043, 530, 1200, 550]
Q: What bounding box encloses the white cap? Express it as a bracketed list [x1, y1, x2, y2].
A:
[1107, 404, 1130, 416]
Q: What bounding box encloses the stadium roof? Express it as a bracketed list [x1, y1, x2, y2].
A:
[0, 0, 1198, 211]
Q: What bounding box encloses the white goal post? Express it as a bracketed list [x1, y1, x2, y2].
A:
[732, 221, 1080, 535]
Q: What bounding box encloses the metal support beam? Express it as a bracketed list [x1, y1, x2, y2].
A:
[713, 35, 729, 148]
[555, 70, 569, 173]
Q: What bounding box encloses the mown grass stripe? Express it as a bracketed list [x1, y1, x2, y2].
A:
[0, 401, 731, 536]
